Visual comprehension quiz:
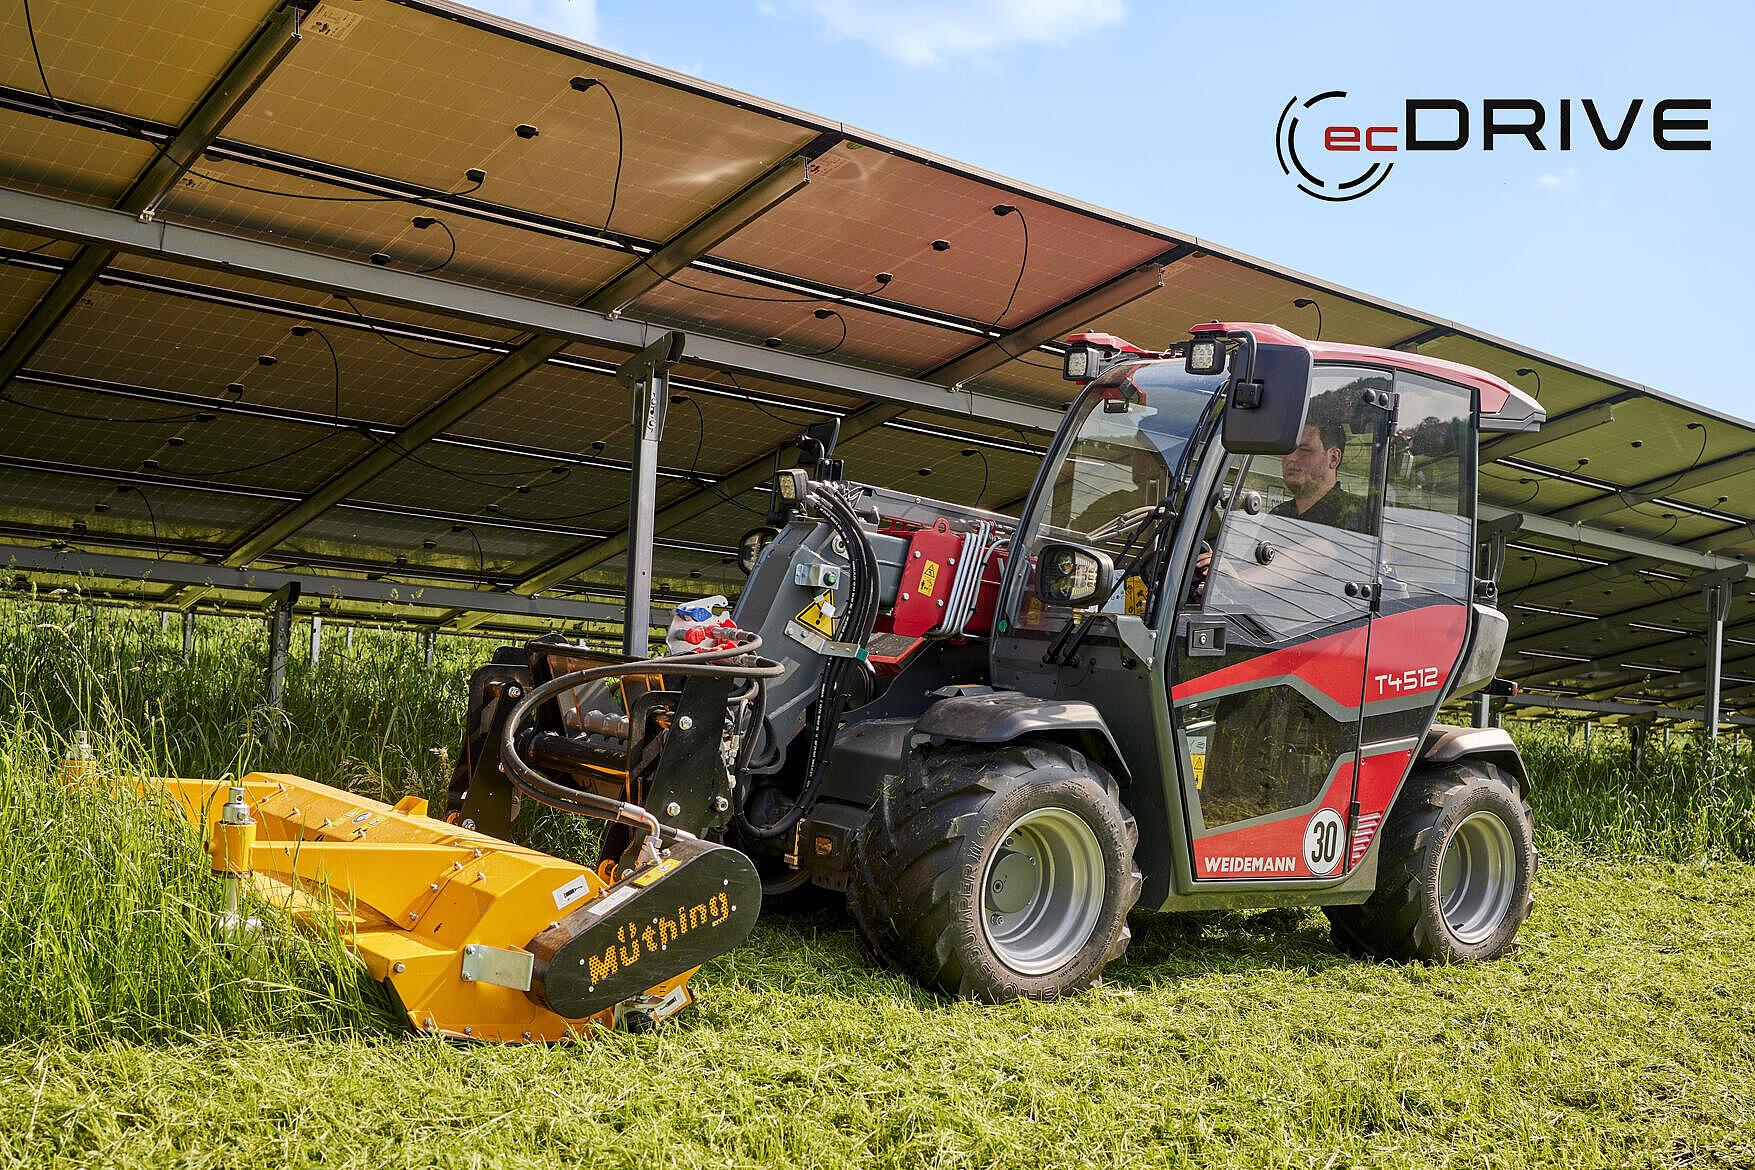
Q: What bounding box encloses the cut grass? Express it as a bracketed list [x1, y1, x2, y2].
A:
[0, 853, 1750, 1169]
[1, 597, 1752, 1167]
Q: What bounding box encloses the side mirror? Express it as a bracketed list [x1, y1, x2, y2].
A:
[1221, 341, 1313, 455]
[1036, 543, 1114, 607]
[737, 526, 779, 575]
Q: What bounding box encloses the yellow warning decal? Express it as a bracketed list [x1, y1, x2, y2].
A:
[632, 858, 681, 887]
[1190, 754, 1206, 790]
[918, 560, 940, 597]
[794, 589, 836, 636]
[1123, 575, 1148, 616]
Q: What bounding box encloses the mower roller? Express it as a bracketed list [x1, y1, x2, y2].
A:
[122, 321, 1548, 1040]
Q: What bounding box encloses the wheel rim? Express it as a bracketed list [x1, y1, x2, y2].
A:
[1437, 810, 1517, 945]
[980, 807, 1106, 975]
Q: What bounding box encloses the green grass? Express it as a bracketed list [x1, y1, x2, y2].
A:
[1520, 726, 1755, 861]
[0, 596, 1752, 1168]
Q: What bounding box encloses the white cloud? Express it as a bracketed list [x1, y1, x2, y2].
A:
[785, 0, 1126, 67]
[477, 0, 600, 46]
[1534, 166, 1577, 191]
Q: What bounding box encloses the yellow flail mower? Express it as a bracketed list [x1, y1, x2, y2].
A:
[65, 639, 772, 1043]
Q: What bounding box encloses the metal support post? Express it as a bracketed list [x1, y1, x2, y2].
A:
[1704, 581, 1731, 745]
[346, 625, 355, 652]
[1628, 723, 1647, 777]
[1583, 720, 1593, 747]
[159, 610, 170, 632]
[309, 614, 322, 670]
[1474, 693, 1492, 728]
[615, 332, 685, 658]
[264, 583, 297, 743]
[181, 610, 196, 657]
[423, 627, 437, 667]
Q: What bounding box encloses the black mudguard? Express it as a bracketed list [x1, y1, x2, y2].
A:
[913, 687, 1131, 780]
[1419, 723, 1530, 792]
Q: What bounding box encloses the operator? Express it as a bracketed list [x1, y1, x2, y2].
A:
[1187, 418, 1365, 602]
[1271, 419, 1367, 533]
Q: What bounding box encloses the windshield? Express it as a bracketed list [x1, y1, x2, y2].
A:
[1007, 362, 1223, 637]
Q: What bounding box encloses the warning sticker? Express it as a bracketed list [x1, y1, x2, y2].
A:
[576, 882, 639, 920]
[918, 560, 940, 597]
[632, 858, 680, 887]
[794, 589, 836, 636]
[1123, 575, 1148, 616]
[551, 873, 593, 911]
[305, 5, 365, 41]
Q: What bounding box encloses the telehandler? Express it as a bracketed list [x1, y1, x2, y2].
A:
[140, 321, 1544, 1039]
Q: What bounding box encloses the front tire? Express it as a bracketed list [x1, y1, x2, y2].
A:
[850, 741, 1142, 1001]
[1326, 759, 1535, 962]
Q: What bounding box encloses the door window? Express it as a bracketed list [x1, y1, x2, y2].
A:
[1380, 373, 1474, 607]
[1203, 370, 1389, 641]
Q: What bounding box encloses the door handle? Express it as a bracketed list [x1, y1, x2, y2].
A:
[1186, 617, 1227, 656]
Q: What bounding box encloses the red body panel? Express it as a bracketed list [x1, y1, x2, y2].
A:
[1178, 604, 1469, 880]
[891, 520, 964, 637]
[1361, 603, 1468, 710]
[1171, 623, 1369, 709]
[1348, 748, 1416, 868]
[1172, 606, 1466, 714]
[1192, 762, 1356, 879]
[963, 548, 1009, 636]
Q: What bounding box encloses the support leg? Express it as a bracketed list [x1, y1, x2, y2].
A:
[1704, 581, 1730, 747]
[264, 585, 295, 747]
[615, 333, 683, 659]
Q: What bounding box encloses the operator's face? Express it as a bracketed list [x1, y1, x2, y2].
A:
[1281, 425, 1341, 496]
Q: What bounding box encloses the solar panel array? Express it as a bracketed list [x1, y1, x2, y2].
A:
[1, 0, 1752, 724]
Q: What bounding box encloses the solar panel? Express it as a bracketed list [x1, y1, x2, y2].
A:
[0, 0, 1750, 714]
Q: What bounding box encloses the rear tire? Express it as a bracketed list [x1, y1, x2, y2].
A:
[1326, 759, 1534, 962]
[850, 740, 1142, 1001]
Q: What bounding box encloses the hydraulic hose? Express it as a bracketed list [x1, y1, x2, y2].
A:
[496, 634, 784, 845]
[734, 483, 880, 841]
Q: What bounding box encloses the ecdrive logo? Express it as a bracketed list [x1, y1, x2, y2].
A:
[1275, 92, 1712, 202]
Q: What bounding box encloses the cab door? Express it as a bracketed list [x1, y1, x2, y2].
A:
[1348, 372, 1479, 868]
[1169, 366, 1391, 882]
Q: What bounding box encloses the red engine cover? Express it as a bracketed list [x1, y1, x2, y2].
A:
[891, 519, 964, 637]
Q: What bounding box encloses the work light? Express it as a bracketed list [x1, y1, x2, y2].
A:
[1185, 338, 1225, 376]
[1063, 345, 1094, 382]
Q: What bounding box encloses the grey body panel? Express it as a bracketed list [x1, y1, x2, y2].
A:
[1448, 603, 1507, 700]
[1479, 383, 1546, 432]
[732, 515, 857, 774]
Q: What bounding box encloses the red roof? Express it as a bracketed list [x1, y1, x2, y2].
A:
[1188, 321, 1528, 414]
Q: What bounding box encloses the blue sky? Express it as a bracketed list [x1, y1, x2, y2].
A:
[476, 0, 1750, 416]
